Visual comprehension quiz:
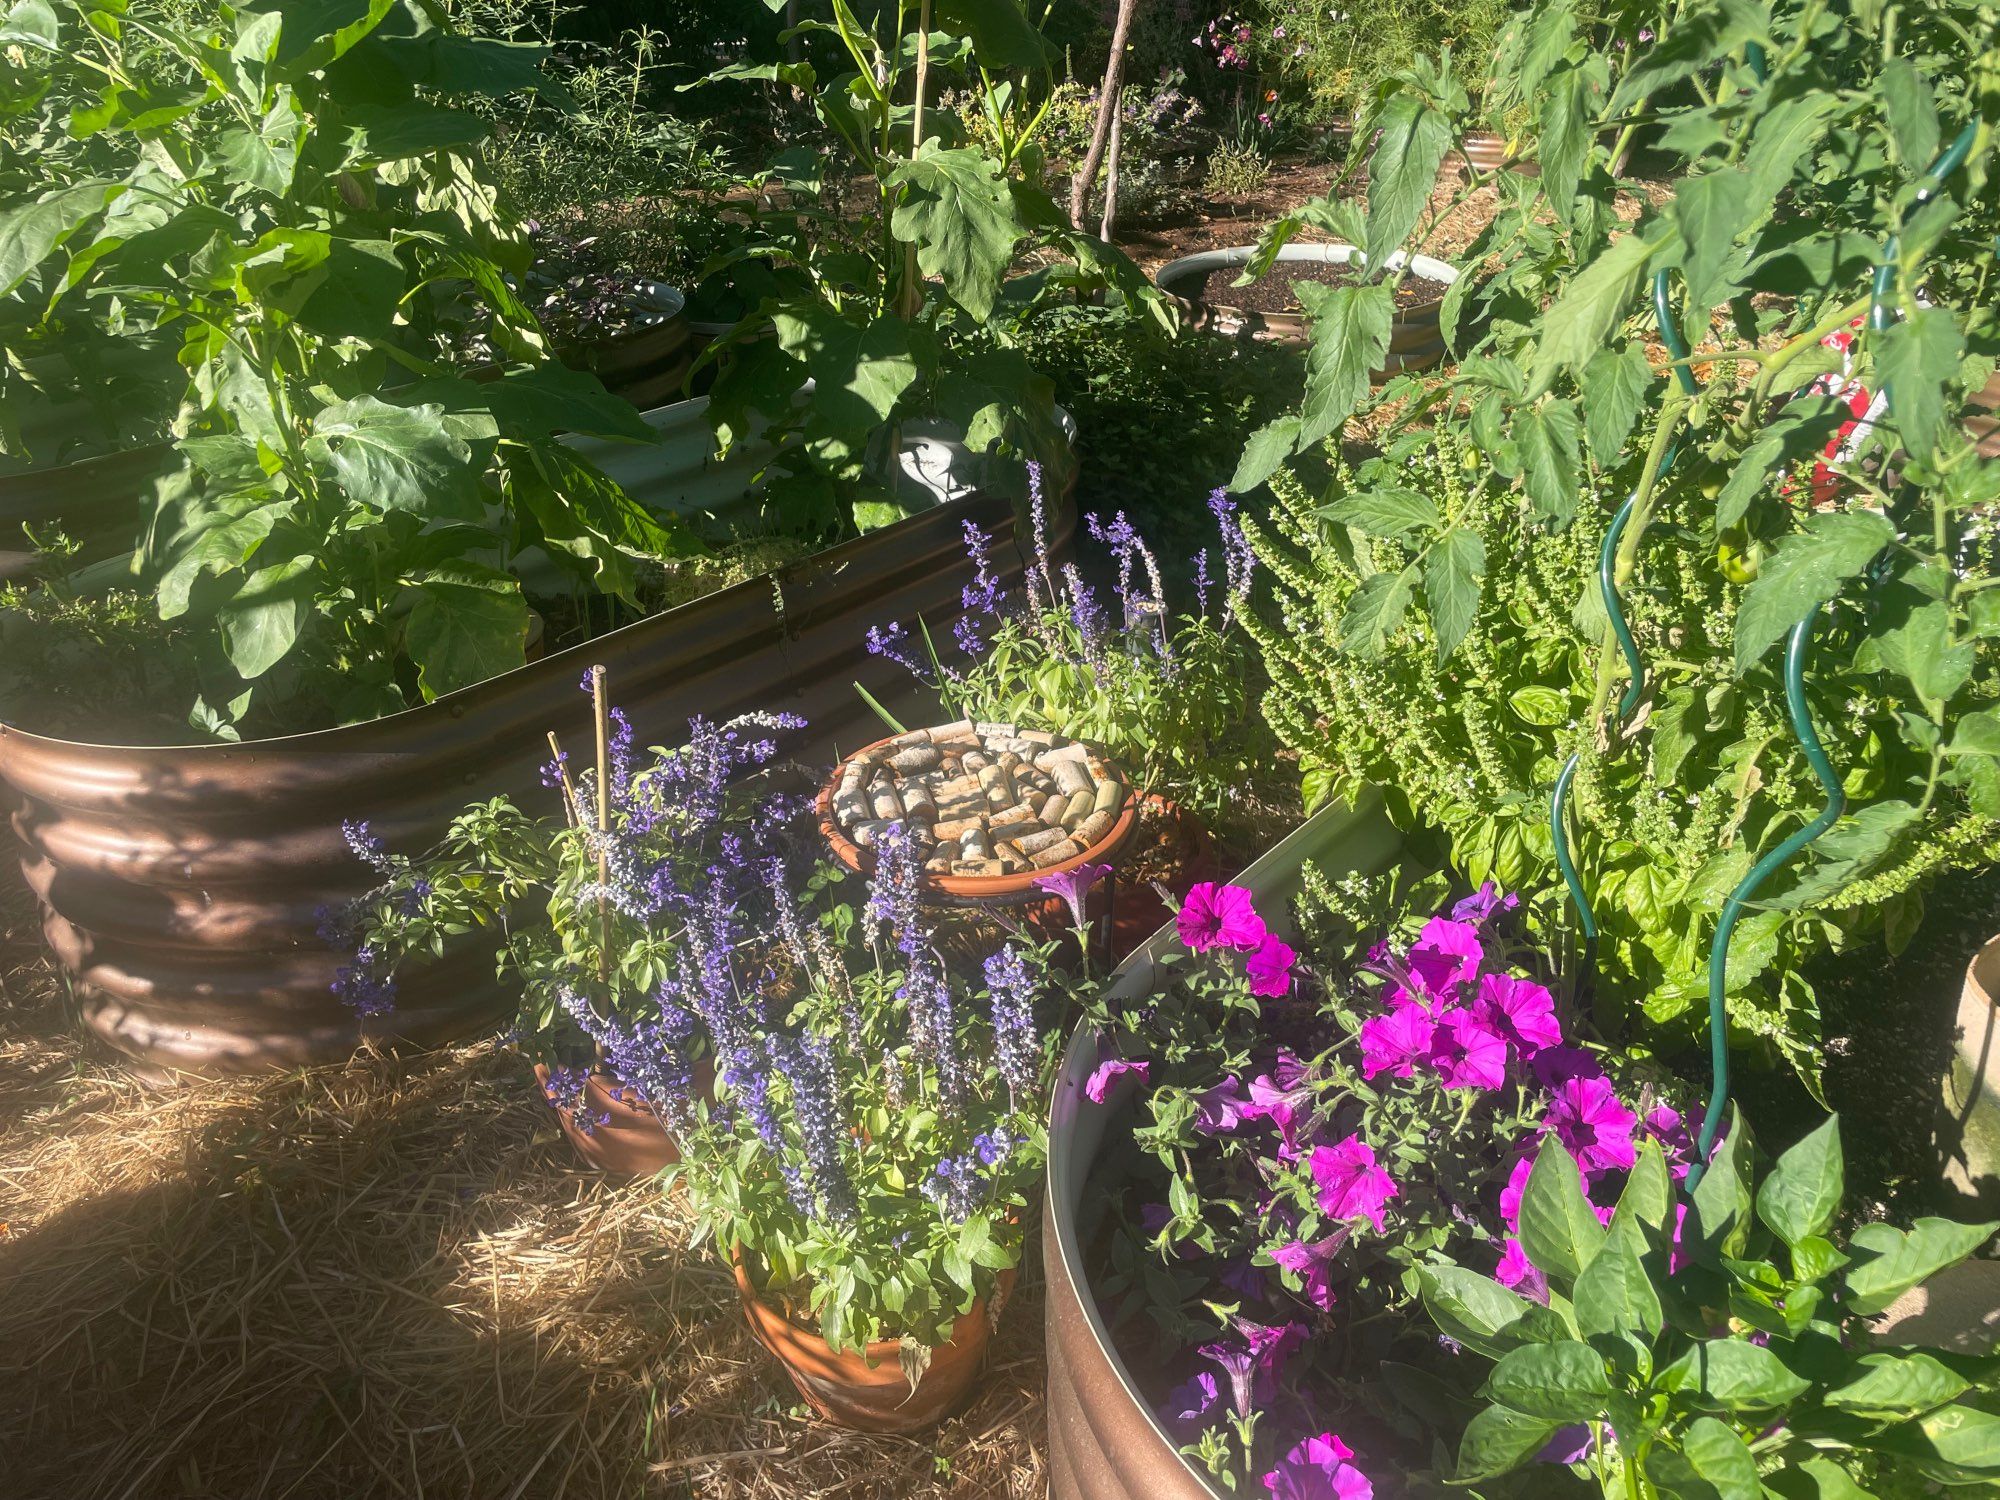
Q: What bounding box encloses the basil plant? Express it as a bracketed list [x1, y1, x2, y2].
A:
[0, 0, 689, 737]
[1422, 1115, 2000, 1496]
[1231, 0, 2000, 1089]
[692, 0, 1170, 535]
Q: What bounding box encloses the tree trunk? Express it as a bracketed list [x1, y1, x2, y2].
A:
[1069, 0, 1140, 234]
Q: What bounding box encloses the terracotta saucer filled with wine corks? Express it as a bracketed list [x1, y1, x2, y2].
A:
[815, 721, 1140, 900]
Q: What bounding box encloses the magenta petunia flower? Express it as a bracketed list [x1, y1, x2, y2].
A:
[1033, 860, 1113, 931]
[1643, 1103, 1696, 1180]
[1495, 1236, 1548, 1304]
[1262, 1432, 1373, 1500]
[1532, 1044, 1604, 1090]
[1199, 1317, 1306, 1414]
[1309, 1135, 1398, 1233]
[1177, 881, 1268, 953]
[1499, 1151, 1535, 1230]
[1245, 932, 1298, 997]
[1085, 1055, 1149, 1103]
[1547, 1075, 1639, 1173]
[1537, 1425, 1597, 1466]
[1357, 1001, 1436, 1080]
[1244, 1065, 1312, 1159]
[1475, 972, 1563, 1059]
[1428, 1007, 1509, 1091]
[1406, 917, 1485, 1000]
[1271, 1231, 1347, 1311]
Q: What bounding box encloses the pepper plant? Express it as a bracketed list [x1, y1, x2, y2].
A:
[1232, 0, 2000, 1087]
[1423, 1115, 2000, 1495]
[692, 0, 1170, 534]
[0, 0, 688, 736]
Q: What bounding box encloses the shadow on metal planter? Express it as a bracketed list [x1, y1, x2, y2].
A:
[0, 397, 1078, 1079]
[1043, 793, 1402, 1500]
[1152, 243, 1460, 374]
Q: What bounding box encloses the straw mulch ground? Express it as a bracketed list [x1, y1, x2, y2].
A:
[0, 877, 1046, 1500]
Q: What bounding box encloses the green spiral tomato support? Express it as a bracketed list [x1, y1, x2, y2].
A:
[1684, 124, 1982, 1184]
[1549, 270, 1698, 958]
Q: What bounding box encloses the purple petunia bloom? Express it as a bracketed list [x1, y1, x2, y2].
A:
[1547, 1075, 1640, 1173]
[1357, 1000, 1437, 1080]
[1243, 1060, 1311, 1159]
[1193, 1075, 1252, 1135]
[1428, 1007, 1510, 1091]
[1495, 1236, 1549, 1304]
[1532, 1044, 1605, 1090]
[1271, 1231, 1346, 1311]
[1165, 1370, 1220, 1435]
[1475, 971, 1563, 1060]
[1309, 1135, 1398, 1233]
[1199, 1318, 1306, 1416]
[1033, 861, 1113, 932]
[1451, 881, 1521, 925]
[1262, 1432, 1373, 1500]
[1644, 1104, 1696, 1181]
[1177, 882, 1267, 954]
[1086, 1055, 1150, 1103]
[1537, 1426, 1597, 1466]
[1406, 917, 1485, 1001]
[1245, 932, 1298, 997]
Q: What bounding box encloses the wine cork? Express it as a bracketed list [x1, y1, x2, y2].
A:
[1052, 759, 1092, 796]
[1076, 810, 1116, 846]
[871, 785, 904, 821]
[1031, 837, 1082, 868]
[1092, 779, 1127, 818]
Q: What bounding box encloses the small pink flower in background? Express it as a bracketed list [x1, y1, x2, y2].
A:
[1177, 881, 1267, 953]
[1271, 22, 1286, 37]
[1475, 971, 1563, 1058]
[1271, 1231, 1346, 1310]
[1309, 1134, 1398, 1232]
[1429, 1008, 1509, 1090]
[1495, 1236, 1548, 1303]
[1358, 999, 1436, 1079]
[1263, 1432, 1372, 1500]
[1033, 860, 1112, 931]
[1406, 917, 1484, 1000]
[1246, 933, 1298, 996]
[1085, 1055, 1149, 1103]
[1547, 1075, 1639, 1173]
[1257, 112, 1274, 127]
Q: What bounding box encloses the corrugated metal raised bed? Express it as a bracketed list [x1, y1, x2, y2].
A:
[1043, 795, 1400, 1500]
[0, 396, 1074, 1077]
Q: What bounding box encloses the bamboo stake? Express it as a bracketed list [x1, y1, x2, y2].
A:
[545, 732, 579, 829]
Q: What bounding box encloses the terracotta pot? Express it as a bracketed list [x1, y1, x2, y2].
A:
[1044, 795, 1404, 1500]
[0, 401, 1078, 1077]
[532, 1063, 680, 1176]
[1152, 243, 1460, 376]
[815, 730, 1141, 905]
[733, 1253, 1014, 1432]
[1965, 371, 2000, 459]
[1941, 935, 2000, 1217]
[1103, 795, 1216, 961]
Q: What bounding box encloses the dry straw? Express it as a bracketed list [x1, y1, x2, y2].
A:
[0, 875, 1045, 1499]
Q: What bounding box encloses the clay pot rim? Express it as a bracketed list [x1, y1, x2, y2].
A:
[815, 728, 1142, 898]
[730, 1245, 1014, 1357]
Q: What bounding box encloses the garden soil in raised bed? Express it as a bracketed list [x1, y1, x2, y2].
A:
[1193, 259, 1452, 314]
[0, 864, 1046, 1500]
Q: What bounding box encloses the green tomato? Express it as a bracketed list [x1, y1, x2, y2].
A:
[1716, 527, 1765, 584]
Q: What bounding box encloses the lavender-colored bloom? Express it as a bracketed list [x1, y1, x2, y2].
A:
[1026, 460, 1057, 604]
[1062, 563, 1109, 669]
[923, 1149, 988, 1222]
[1164, 1370, 1220, 1435]
[865, 620, 930, 681]
[331, 959, 396, 1017]
[776, 1033, 856, 1226]
[960, 519, 1003, 616]
[1272, 1232, 1346, 1311]
[1031, 860, 1112, 931]
[1198, 1318, 1305, 1416]
[1209, 487, 1255, 600]
[984, 944, 1040, 1106]
[1450, 881, 1520, 924]
[1193, 548, 1212, 616]
[342, 818, 394, 876]
[539, 745, 570, 791]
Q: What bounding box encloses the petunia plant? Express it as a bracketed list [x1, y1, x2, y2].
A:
[861, 463, 1275, 830]
[1423, 1115, 2000, 1496]
[1085, 875, 1689, 1493]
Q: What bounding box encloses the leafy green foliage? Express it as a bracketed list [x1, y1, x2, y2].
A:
[1425, 1116, 2000, 1496]
[1235, 0, 2000, 1088]
[693, 0, 1168, 532]
[0, 0, 679, 737]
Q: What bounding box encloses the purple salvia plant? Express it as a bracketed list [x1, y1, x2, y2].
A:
[983, 943, 1040, 1107]
[1210, 487, 1255, 601]
[1025, 460, 1058, 606]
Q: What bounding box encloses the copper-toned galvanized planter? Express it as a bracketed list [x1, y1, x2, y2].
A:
[1153, 244, 1460, 375]
[0, 401, 1075, 1078]
[561, 281, 695, 409]
[1043, 794, 1400, 1500]
[0, 441, 172, 584]
[1444, 130, 1537, 179]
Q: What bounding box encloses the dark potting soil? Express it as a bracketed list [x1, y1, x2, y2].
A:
[1193, 259, 1451, 315]
[1728, 858, 2000, 1228]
